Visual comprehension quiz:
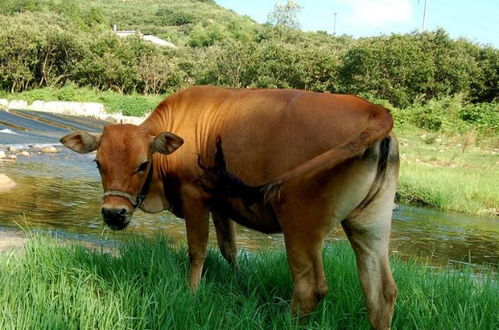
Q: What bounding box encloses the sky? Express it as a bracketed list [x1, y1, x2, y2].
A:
[215, 0, 499, 48]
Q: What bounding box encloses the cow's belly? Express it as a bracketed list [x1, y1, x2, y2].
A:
[211, 198, 281, 234]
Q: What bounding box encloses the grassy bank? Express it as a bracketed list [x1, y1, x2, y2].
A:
[390, 97, 499, 217]
[0, 235, 497, 329]
[395, 128, 498, 216]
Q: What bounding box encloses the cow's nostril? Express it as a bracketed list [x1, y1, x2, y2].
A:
[101, 208, 127, 217]
[101, 208, 111, 217]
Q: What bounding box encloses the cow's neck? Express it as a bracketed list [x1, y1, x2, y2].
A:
[137, 108, 183, 216]
[138, 100, 222, 217]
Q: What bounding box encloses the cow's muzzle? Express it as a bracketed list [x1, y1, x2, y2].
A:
[101, 207, 131, 230]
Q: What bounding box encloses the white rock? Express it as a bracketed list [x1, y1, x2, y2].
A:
[7, 146, 17, 152]
[20, 151, 30, 157]
[40, 146, 58, 153]
[27, 101, 106, 117]
[31, 144, 45, 150]
[8, 100, 28, 109]
[7, 154, 17, 160]
[0, 151, 5, 158]
[0, 173, 16, 191]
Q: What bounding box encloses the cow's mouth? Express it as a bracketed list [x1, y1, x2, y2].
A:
[101, 208, 132, 231]
[106, 220, 130, 231]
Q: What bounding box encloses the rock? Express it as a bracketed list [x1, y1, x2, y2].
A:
[0, 151, 5, 158]
[19, 151, 30, 157]
[7, 100, 28, 109]
[40, 146, 58, 153]
[0, 173, 16, 191]
[7, 146, 17, 152]
[7, 154, 17, 160]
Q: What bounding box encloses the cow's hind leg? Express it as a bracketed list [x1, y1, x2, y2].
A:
[274, 185, 332, 316]
[212, 212, 237, 265]
[342, 189, 398, 330]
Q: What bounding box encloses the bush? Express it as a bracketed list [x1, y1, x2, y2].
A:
[100, 94, 160, 116]
[0, 12, 85, 92]
[459, 102, 499, 134]
[339, 30, 492, 107]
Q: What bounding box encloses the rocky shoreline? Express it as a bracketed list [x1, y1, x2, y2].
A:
[0, 144, 61, 192]
[0, 99, 146, 125]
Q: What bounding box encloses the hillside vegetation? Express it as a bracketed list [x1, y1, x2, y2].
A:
[0, 0, 497, 105]
[0, 0, 498, 215]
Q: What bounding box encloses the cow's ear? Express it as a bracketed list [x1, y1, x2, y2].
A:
[60, 131, 101, 154]
[151, 132, 184, 155]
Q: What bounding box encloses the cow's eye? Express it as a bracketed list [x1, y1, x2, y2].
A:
[93, 159, 102, 171]
[137, 161, 149, 173]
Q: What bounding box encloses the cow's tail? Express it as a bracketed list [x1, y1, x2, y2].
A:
[261, 106, 394, 203]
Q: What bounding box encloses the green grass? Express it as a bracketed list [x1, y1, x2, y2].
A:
[0, 235, 497, 329]
[395, 127, 499, 216]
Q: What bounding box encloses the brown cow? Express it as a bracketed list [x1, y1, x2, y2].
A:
[61, 86, 399, 329]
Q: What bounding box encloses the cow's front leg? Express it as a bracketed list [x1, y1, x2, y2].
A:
[182, 192, 210, 291]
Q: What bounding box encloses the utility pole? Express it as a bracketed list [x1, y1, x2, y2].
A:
[333, 12, 337, 36]
[422, 0, 429, 31]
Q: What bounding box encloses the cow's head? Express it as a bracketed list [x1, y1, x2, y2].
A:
[60, 124, 183, 230]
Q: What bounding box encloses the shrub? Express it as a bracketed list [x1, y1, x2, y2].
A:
[100, 94, 159, 116]
[339, 30, 490, 107]
[459, 102, 499, 134]
[0, 12, 85, 92]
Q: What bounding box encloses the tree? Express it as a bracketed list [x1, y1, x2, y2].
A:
[267, 0, 303, 29]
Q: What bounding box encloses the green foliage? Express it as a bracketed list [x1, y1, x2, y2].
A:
[0, 13, 85, 92]
[339, 30, 494, 108]
[391, 96, 499, 135]
[100, 93, 159, 116]
[155, 7, 195, 26]
[459, 102, 499, 133]
[0, 0, 497, 123]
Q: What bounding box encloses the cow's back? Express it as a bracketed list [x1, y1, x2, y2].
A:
[142, 86, 391, 186]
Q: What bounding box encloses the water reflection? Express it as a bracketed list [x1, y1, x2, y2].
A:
[0, 149, 497, 269]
